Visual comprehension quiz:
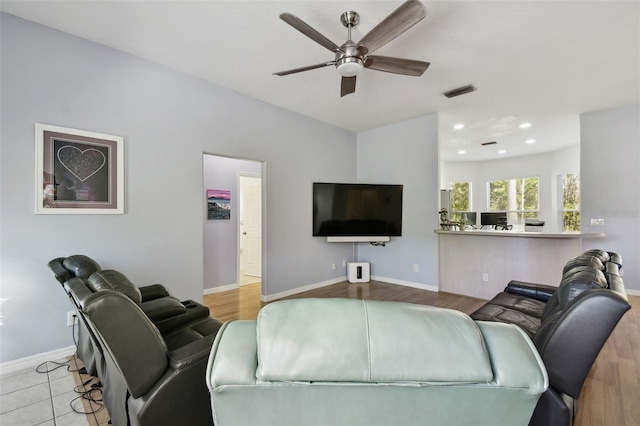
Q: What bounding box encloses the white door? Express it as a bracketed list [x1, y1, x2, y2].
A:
[240, 175, 262, 280]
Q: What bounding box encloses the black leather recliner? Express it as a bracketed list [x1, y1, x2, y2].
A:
[70, 282, 218, 425]
[49, 255, 222, 425]
[49, 255, 213, 374]
[470, 249, 631, 426]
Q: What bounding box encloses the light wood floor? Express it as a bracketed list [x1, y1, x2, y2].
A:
[203, 281, 640, 426]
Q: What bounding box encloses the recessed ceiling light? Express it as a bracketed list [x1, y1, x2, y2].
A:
[457, 150, 466, 154]
[526, 139, 536, 144]
[498, 150, 507, 154]
[453, 124, 465, 130]
[519, 122, 532, 129]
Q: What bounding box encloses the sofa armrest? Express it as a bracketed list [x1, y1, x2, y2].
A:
[168, 334, 216, 370]
[139, 284, 171, 302]
[505, 280, 557, 302]
[206, 321, 258, 391]
[141, 296, 187, 323]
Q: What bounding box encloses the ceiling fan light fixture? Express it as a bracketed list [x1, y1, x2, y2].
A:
[336, 57, 363, 77]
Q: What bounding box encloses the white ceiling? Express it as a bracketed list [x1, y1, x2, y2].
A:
[2, 1, 639, 161]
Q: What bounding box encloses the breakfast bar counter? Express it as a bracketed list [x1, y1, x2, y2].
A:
[436, 229, 604, 299]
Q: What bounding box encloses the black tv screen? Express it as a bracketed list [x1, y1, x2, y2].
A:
[313, 183, 403, 237]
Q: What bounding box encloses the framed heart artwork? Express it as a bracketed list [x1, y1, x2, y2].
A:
[35, 124, 124, 214]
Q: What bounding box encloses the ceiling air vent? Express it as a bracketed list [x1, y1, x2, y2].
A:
[481, 141, 497, 146]
[443, 84, 477, 98]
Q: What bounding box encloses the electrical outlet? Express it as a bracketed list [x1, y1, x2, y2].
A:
[482, 273, 489, 282]
[342, 260, 347, 267]
[413, 264, 419, 272]
[332, 263, 337, 270]
[590, 218, 605, 226]
[67, 311, 76, 327]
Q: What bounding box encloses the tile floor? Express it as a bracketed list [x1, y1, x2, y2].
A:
[0, 355, 105, 426]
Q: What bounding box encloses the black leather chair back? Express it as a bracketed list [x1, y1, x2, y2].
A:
[533, 266, 630, 398]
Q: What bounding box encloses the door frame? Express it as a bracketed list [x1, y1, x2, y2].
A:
[202, 153, 265, 297]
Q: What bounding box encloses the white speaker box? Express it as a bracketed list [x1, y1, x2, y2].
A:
[347, 262, 370, 283]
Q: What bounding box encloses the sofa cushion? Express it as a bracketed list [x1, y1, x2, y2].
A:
[256, 298, 494, 384]
[486, 292, 547, 318]
[88, 270, 142, 305]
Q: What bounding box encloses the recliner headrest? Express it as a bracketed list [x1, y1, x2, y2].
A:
[581, 249, 610, 263]
[557, 268, 607, 308]
[562, 255, 604, 275]
[87, 270, 142, 305]
[62, 255, 101, 280]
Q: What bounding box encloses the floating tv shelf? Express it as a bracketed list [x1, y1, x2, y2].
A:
[326, 236, 391, 243]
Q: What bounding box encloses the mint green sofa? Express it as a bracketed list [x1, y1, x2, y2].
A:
[206, 298, 548, 426]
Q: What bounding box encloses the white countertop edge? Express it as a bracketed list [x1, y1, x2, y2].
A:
[435, 230, 605, 239]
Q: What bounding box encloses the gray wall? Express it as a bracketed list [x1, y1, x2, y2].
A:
[356, 115, 440, 288]
[203, 155, 262, 291]
[0, 14, 356, 363]
[580, 104, 640, 292]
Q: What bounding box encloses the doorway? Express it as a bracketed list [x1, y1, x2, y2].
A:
[202, 154, 263, 295]
[238, 174, 262, 286]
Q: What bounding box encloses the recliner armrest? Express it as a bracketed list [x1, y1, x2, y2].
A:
[168, 334, 216, 370]
[139, 284, 171, 302]
[505, 280, 557, 302]
[141, 296, 187, 323]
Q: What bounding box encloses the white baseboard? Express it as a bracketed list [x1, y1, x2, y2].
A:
[0, 345, 76, 378]
[203, 283, 239, 295]
[371, 275, 439, 293]
[626, 288, 640, 296]
[260, 277, 346, 302]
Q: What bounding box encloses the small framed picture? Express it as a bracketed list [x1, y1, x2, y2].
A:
[35, 123, 124, 214]
[207, 189, 231, 220]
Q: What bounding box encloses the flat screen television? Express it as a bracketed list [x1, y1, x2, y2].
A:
[313, 183, 403, 237]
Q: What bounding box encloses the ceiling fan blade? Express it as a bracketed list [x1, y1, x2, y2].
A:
[273, 62, 335, 76]
[341, 76, 357, 97]
[364, 55, 430, 76]
[357, 0, 426, 55]
[280, 13, 342, 53]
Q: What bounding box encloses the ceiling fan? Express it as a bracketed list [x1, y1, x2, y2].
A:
[273, 0, 430, 97]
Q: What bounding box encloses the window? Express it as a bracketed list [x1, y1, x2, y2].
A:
[488, 177, 539, 223]
[561, 173, 580, 231]
[449, 182, 471, 221]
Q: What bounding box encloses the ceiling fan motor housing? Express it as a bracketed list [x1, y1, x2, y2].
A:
[335, 40, 364, 77]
